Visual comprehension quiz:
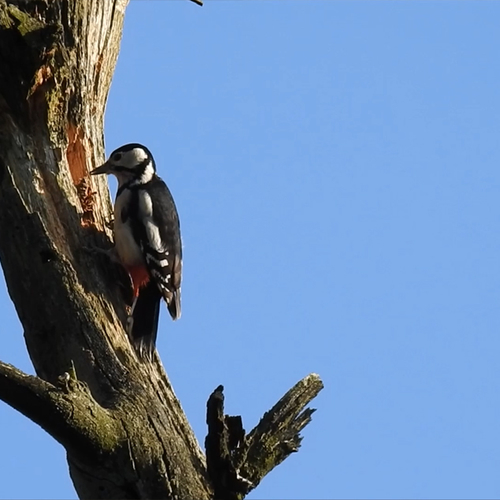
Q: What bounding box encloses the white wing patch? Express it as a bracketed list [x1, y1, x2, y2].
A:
[139, 191, 167, 253]
[138, 190, 154, 217]
[145, 220, 167, 254]
[146, 252, 170, 267]
[151, 268, 171, 284]
[138, 191, 171, 282]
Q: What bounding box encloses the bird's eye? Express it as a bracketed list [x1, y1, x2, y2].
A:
[113, 153, 122, 162]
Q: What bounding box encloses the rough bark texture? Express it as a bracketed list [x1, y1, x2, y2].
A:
[0, 1, 322, 499]
[0, 1, 210, 498]
[206, 374, 323, 500]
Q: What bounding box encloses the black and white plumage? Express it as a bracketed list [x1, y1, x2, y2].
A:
[91, 143, 182, 356]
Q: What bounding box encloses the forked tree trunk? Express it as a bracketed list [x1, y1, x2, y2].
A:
[0, 1, 323, 499]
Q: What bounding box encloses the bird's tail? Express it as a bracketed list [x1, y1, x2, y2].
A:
[167, 289, 181, 321]
[127, 281, 162, 359]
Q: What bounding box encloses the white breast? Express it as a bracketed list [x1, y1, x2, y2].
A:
[114, 190, 144, 267]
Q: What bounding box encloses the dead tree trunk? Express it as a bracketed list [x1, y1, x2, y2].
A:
[0, 1, 323, 499]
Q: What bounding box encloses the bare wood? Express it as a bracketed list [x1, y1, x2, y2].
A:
[237, 373, 323, 484]
[206, 374, 323, 500]
[0, 1, 322, 499]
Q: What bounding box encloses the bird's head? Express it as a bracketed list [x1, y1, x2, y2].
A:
[91, 143, 156, 187]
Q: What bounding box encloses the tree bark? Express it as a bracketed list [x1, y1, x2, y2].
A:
[0, 1, 323, 499]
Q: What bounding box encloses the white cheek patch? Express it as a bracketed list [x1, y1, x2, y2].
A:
[129, 161, 154, 187]
[139, 162, 155, 184]
[130, 147, 148, 165]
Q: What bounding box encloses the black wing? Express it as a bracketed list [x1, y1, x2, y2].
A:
[130, 175, 182, 320]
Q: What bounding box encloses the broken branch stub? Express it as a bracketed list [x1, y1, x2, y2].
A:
[205, 374, 324, 500]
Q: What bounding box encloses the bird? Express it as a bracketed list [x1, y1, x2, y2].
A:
[91, 143, 182, 357]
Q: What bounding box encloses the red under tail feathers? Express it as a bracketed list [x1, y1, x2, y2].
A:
[126, 265, 150, 297]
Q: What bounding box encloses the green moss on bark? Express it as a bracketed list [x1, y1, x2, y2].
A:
[7, 5, 44, 36]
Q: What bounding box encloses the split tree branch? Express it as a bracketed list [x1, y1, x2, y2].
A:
[206, 373, 324, 500]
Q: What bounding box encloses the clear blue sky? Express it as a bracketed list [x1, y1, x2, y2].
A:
[1, 1, 500, 498]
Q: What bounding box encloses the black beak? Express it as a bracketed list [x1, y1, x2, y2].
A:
[91, 161, 112, 175]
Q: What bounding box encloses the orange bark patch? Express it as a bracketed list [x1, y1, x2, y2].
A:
[27, 48, 56, 98]
[67, 125, 97, 227]
[67, 124, 87, 184]
[76, 177, 97, 227]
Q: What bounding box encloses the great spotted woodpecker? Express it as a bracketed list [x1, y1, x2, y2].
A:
[91, 143, 182, 356]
